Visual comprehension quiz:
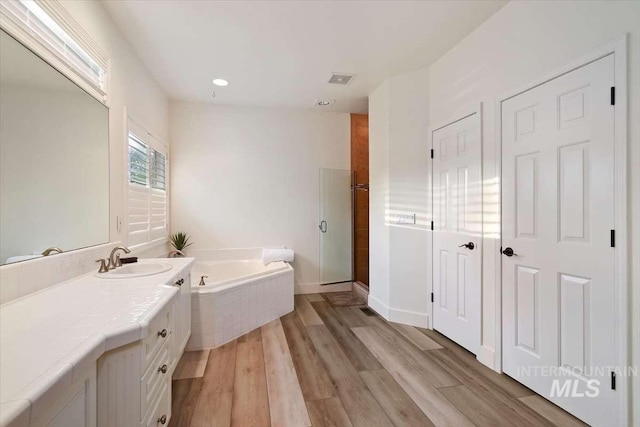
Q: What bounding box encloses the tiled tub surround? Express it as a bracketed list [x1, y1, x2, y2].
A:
[187, 250, 294, 350]
[0, 257, 194, 427]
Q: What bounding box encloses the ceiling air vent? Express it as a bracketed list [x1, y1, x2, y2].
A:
[328, 73, 354, 85]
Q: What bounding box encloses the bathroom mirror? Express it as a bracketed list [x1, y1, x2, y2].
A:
[0, 29, 109, 265]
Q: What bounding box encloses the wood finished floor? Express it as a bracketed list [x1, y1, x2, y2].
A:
[169, 291, 586, 427]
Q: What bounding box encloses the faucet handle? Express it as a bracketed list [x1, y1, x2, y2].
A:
[199, 275, 208, 286]
[115, 254, 122, 268]
[95, 259, 109, 273]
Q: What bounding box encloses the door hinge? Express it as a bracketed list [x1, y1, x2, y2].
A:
[610, 87, 615, 105]
[430, 149, 434, 159]
[610, 230, 615, 248]
[431, 292, 434, 303]
[430, 221, 434, 230]
[611, 372, 616, 390]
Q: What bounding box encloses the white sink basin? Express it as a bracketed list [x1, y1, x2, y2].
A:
[96, 263, 172, 279]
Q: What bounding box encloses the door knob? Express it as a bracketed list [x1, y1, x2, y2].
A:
[458, 242, 475, 250]
[319, 220, 327, 233]
[502, 247, 517, 257]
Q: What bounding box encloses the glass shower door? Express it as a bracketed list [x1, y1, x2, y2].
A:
[319, 168, 352, 285]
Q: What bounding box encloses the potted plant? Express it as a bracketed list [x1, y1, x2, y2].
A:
[169, 232, 193, 256]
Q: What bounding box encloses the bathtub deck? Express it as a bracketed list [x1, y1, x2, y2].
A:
[168, 291, 585, 427]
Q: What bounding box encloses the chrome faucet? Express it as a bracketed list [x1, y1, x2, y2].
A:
[167, 250, 185, 258]
[108, 246, 131, 269]
[42, 247, 63, 256]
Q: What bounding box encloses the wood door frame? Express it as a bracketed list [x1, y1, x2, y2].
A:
[427, 102, 483, 355]
[495, 35, 629, 424]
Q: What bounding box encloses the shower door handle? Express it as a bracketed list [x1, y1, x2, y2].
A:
[319, 220, 327, 233]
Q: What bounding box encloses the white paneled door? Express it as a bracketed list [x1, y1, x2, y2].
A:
[432, 112, 482, 354]
[501, 55, 618, 426]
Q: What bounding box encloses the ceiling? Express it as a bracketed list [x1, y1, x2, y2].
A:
[102, 0, 506, 113]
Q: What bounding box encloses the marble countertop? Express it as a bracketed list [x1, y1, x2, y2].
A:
[0, 257, 194, 427]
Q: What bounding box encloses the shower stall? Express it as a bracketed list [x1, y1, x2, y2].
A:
[318, 168, 353, 285]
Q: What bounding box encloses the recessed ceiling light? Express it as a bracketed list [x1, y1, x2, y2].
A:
[212, 78, 229, 87]
[314, 99, 335, 107]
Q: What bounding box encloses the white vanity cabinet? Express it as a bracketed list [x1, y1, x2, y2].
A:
[0, 259, 194, 427]
[96, 295, 176, 427]
[95, 269, 191, 427]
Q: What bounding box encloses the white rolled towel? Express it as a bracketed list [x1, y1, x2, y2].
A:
[262, 248, 294, 265]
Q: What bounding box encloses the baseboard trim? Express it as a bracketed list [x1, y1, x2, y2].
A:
[476, 345, 499, 372]
[366, 296, 429, 329]
[294, 282, 352, 295]
[389, 308, 429, 328]
[367, 295, 391, 319]
[352, 282, 369, 303]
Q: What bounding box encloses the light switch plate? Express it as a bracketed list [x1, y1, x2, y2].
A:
[396, 213, 416, 225]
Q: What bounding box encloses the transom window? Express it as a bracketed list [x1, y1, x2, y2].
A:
[0, 0, 108, 101]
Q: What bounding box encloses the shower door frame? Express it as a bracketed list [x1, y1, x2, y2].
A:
[318, 167, 355, 286]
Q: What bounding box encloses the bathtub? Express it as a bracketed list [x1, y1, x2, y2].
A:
[186, 249, 294, 350]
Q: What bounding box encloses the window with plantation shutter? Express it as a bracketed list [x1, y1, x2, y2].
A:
[127, 120, 168, 247]
[149, 147, 167, 241]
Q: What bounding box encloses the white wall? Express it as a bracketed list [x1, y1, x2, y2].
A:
[59, 0, 170, 248]
[368, 69, 431, 325]
[170, 103, 350, 291]
[0, 1, 170, 303]
[388, 68, 430, 325]
[368, 81, 391, 315]
[369, 0, 640, 422]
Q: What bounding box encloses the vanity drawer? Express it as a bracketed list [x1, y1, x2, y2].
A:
[142, 381, 170, 427]
[141, 342, 170, 419]
[142, 304, 172, 369]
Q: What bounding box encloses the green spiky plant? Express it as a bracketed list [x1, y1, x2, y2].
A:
[169, 232, 193, 253]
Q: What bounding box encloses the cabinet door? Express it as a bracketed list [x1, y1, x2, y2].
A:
[42, 368, 96, 427]
[180, 274, 191, 350]
[97, 343, 142, 427]
[48, 385, 92, 427]
[169, 295, 179, 370]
